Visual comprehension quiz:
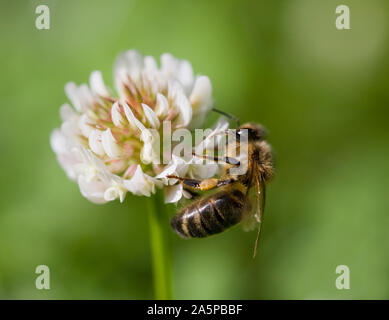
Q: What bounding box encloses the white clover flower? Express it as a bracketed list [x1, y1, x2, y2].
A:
[50, 50, 221, 204]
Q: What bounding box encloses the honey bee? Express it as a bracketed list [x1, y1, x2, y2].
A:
[168, 112, 274, 256]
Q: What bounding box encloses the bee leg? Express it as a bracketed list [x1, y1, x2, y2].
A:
[192, 153, 240, 166]
[167, 176, 202, 188]
[167, 175, 237, 191]
[167, 176, 217, 191]
[216, 178, 236, 187]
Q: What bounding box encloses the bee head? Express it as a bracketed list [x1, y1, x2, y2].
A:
[237, 123, 267, 141]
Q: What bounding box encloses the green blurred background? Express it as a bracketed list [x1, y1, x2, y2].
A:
[0, 0, 388, 299]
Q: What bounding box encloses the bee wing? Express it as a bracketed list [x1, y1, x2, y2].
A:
[241, 185, 259, 231]
[255, 169, 266, 225]
[241, 165, 266, 228]
[241, 163, 266, 257]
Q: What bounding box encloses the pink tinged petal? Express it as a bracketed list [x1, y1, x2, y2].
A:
[107, 159, 127, 174]
[101, 128, 123, 159]
[122, 142, 134, 158]
[111, 102, 127, 128]
[123, 102, 142, 130]
[88, 129, 105, 156]
[123, 163, 137, 179]
[155, 93, 169, 118]
[90, 70, 109, 96]
[142, 103, 160, 129]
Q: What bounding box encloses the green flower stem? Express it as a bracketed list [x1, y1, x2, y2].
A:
[148, 190, 173, 300]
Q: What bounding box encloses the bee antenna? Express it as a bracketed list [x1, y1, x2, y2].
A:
[252, 223, 262, 259]
[212, 108, 240, 127]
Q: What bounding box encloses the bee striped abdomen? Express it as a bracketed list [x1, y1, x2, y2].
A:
[171, 189, 246, 238]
